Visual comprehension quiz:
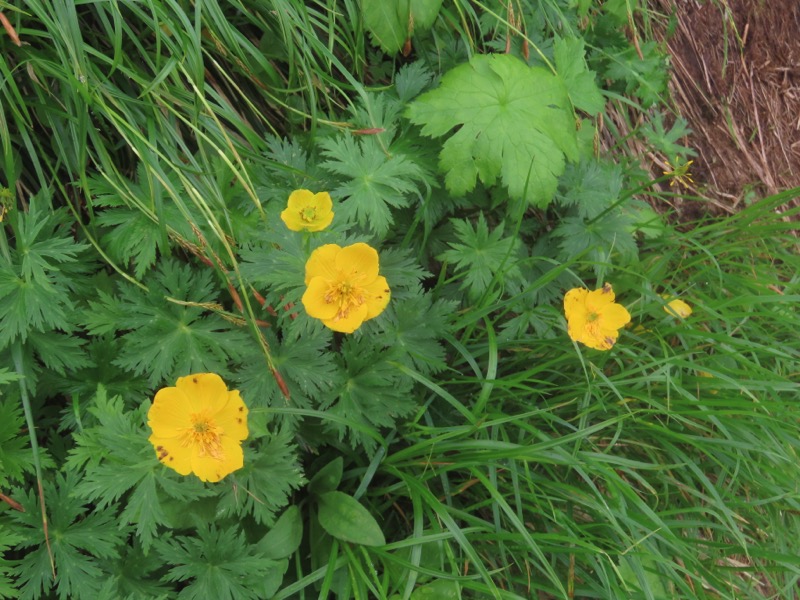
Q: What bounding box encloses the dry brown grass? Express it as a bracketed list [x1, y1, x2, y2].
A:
[653, 0, 800, 215]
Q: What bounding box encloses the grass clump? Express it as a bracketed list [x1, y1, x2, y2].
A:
[0, 1, 798, 599]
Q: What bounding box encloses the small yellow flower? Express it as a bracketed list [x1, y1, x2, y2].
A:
[147, 373, 248, 483]
[662, 296, 692, 319]
[302, 243, 390, 333]
[280, 189, 334, 232]
[564, 284, 631, 351]
[663, 159, 694, 188]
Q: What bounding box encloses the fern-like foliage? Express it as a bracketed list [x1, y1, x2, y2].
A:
[216, 428, 305, 526]
[11, 471, 126, 600]
[154, 524, 279, 600]
[439, 213, 523, 301]
[0, 194, 89, 349]
[83, 260, 250, 386]
[324, 337, 416, 449]
[320, 134, 428, 237]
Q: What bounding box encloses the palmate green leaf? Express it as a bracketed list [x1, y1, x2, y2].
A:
[12, 471, 125, 600]
[604, 41, 668, 108]
[84, 259, 250, 386]
[0, 525, 22, 599]
[554, 37, 605, 115]
[0, 194, 88, 348]
[378, 292, 456, 374]
[556, 159, 624, 219]
[317, 491, 386, 547]
[155, 524, 278, 600]
[553, 213, 639, 277]
[216, 429, 305, 526]
[326, 338, 415, 448]
[320, 135, 426, 237]
[407, 54, 579, 207]
[362, 0, 444, 55]
[438, 213, 523, 301]
[0, 399, 33, 487]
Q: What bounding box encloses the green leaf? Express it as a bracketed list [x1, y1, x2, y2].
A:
[155, 524, 278, 600]
[362, 0, 405, 54]
[317, 491, 386, 547]
[256, 506, 303, 560]
[84, 259, 250, 386]
[0, 194, 88, 349]
[0, 399, 33, 487]
[556, 159, 624, 219]
[320, 135, 426, 237]
[438, 213, 523, 301]
[617, 553, 671, 599]
[382, 293, 456, 374]
[407, 54, 579, 207]
[326, 339, 415, 448]
[362, 0, 443, 54]
[411, 579, 461, 599]
[12, 471, 125, 600]
[554, 37, 605, 115]
[604, 41, 668, 108]
[216, 429, 305, 526]
[308, 457, 343, 496]
[0, 525, 22, 599]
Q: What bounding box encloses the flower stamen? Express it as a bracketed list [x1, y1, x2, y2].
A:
[181, 412, 224, 460]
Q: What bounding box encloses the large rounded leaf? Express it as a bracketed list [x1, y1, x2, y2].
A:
[317, 491, 386, 547]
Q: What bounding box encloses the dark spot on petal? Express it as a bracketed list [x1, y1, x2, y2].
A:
[168, 457, 174, 462]
[605, 337, 615, 347]
[238, 406, 244, 412]
[192, 377, 198, 383]
[237, 418, 243, 424]
[602, 283, 612, 294]
[384, 289, 389, 293]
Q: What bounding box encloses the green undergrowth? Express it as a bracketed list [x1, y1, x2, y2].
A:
[1, 0, 799, 599]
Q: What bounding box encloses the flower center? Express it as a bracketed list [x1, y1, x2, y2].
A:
[301, 206, 317, 222]
[181, 412, 224, 460]
[324, 276, 366, 321]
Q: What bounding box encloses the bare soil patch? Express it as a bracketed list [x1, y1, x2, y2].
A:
[656, 0, 800, 215]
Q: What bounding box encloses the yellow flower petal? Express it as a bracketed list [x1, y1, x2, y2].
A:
[305, 244, 342, 285]
[148, 387, 193, 438]
[363, 275, 391, 319]
[175, 373, 229, 413]
[211, 390, 249, 443]
[324, 301, 369, 334]
[302, 276, 341, 320]
[148, 434, 193, 476]
[564, 287, 589, 324]
[664, 298, 692, 319]
[191, 435, 244, 483]
[335, 243, 380, 283]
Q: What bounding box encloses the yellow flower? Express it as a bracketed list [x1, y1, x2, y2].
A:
[280, 189, 334, 232]
[663, 159, 694, 188]
[564, 284, 631, 351]
[662, 296, 692, 319]
[302, 243, 390, 333]
[147, 373, 248, 483]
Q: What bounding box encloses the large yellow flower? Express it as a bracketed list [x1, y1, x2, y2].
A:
[147, 373, 248, 483]
[302, 243, 390, 333]
[564, 284, 631, 351]
[280, 189, 334, 232]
